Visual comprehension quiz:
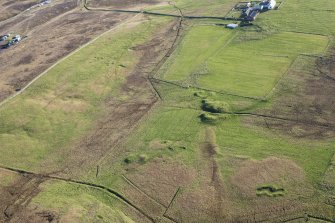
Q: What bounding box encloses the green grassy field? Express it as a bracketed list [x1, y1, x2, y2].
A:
[258, 0, 335, 35]
[147, 0, 239, 17]
[161, 26, 328, 97]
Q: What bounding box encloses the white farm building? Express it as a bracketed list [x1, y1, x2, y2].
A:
[261, 0, 276, 10]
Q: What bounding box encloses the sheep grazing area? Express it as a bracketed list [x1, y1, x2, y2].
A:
[0, 0, 335, 222]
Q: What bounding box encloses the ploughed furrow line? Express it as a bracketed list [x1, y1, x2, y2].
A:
[0, 165, 155, 223]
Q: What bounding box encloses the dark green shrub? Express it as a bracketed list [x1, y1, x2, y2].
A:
[201, 99, 231, 113]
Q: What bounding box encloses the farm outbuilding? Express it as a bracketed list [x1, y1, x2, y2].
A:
[261, 0, 276, 10]
[246, 10, 259, 21]
[242, 7, 252, 17]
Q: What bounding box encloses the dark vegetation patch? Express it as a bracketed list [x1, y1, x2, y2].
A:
[199, 97, 231, 123]
[149, 139, 188, 153]
[256, 184, 285, 197]
[124, 154, 148, 164]
[16, 54, 34, 65]
[199, 112, 229, 124]
[201, 99, 231, 113]
[321, 154, 335, 193]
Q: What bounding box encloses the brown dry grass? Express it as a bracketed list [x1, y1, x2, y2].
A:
[164, 128, 230, 222]
[0, 0, 36, 22]
[249, 52, 335, 139]
[125, 157, 197, 207]
[231, 156, 306, 198]
[0, 174, 56, 223]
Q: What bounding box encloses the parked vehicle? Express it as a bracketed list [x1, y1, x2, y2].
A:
[12, 35, 21, 43]
[0, 34, 11, 42]
[2, 35, 22, 49]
